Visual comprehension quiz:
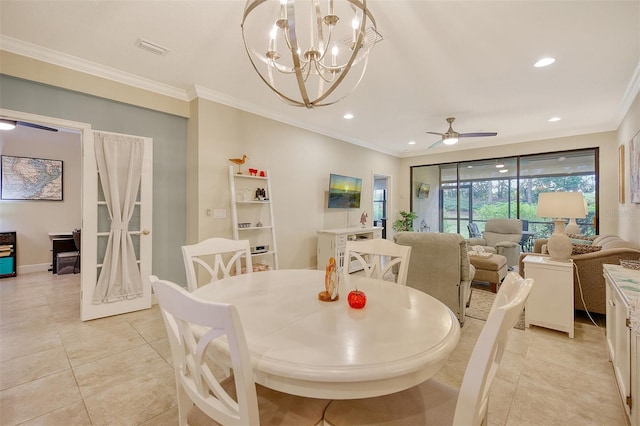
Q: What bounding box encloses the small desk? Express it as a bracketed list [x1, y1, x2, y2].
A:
[192, 269, 460, 400]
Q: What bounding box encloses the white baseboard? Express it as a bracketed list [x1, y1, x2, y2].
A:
[17, 263, 51, 274]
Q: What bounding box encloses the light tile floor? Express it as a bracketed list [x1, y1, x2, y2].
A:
[0, 271, 628, 425]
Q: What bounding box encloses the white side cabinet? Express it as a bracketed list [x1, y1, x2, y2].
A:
[523, 255, 574, 338]
[604, 264, 640, 425]
[317, 227, 382, 272]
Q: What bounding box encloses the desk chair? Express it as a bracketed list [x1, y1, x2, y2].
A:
[323, 272, 534, 426]
[343, 238, 412, 285]
[151, 276, 330, 426]
[182, 238, 253, 292]
[72, 228, 81, 274]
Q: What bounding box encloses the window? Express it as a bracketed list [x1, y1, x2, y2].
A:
[373, 188, 386, 221]
[410, 149, 598, 238]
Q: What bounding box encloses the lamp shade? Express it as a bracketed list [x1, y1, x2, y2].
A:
[536, 192, 586, 262]
[536, 192, 586, 219]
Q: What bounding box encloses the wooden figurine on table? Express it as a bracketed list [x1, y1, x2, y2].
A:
[319, 257, 339, 302]
[229, 155, 249, 174]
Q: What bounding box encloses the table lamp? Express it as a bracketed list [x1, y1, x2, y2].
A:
[536, 192, 586, 262]
[565, 198, 588, 234]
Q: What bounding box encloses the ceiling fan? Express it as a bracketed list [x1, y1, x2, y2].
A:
[0, 118, 58, 132]
[426, 117, 496, 149]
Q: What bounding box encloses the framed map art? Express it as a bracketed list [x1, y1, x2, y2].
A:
[1, 155, 63, 201]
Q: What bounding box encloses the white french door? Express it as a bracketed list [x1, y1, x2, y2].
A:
[80, 130, 153, 321]
[0, 109, 153, 321]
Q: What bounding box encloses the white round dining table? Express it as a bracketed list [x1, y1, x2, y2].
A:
[192, 269, 460, 400]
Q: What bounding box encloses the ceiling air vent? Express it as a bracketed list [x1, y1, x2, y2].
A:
[135, 38, 170, 56]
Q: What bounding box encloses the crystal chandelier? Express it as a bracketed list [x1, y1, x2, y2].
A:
[241, 0, 379, 108]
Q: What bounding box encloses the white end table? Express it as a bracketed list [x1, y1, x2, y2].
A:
[523, 255, 574, 338]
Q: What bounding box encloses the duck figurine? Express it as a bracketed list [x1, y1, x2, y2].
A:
[229, 155, 249, 174]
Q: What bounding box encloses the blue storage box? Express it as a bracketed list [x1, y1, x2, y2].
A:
[0, 257, 14, 275]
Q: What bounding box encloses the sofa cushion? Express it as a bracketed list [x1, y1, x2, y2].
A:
[592, 235, 622, 246]
[572, 243, 602, 255]
[604, 240, 640, 250]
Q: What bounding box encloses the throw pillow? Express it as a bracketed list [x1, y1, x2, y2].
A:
[571, 244, 602, 255]
[570, 238, 593, 246]
[566, 233, 597, 241]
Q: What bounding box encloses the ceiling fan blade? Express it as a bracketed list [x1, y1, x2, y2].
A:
[426, 131, 444, 136]
[17, 121, 59, 132]
[428, 139, 444, 149]
[459, 132, 497, 138]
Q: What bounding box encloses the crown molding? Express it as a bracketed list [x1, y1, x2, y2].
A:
[190, 84, 398, 157]
[0, 36, 395, 156]
[619, 60, 640, 121]
[0, 35, 189, 101]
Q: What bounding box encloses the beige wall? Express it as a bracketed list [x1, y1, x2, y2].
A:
[616, 92, 640, 247]
[0, 128, 81, 270]
[189, 98, 401, 269]
[0, 51, 189, 118]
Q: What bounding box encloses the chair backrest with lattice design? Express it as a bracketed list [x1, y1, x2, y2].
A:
[453, 272, 534, 425]
[151, 276, 259, 425]
[182, 238, 253, 291]
[344, 238, 411, 285]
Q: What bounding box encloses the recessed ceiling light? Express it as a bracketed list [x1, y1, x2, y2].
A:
[408, 141, 416, 145]
[499, 169, 509, 173]
[467, 165, 473, 169]
[343, 113, 354, 119]
[534, 57, 555, 68]
[0, 119, 16, 130]
[495, 160, 505, 168]
[548, 116, 561, 122]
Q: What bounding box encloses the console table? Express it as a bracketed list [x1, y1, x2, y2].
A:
[317, 227, 382, 272]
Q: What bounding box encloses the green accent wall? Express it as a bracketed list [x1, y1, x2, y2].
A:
[0, 75, 187, 284]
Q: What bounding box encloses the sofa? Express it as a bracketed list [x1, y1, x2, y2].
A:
[394, 232, 475, 325]
[518, 234, 640, 315]
[466, 218, 522, 268]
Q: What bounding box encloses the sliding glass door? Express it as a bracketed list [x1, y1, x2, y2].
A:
[410, 148, 598, 238]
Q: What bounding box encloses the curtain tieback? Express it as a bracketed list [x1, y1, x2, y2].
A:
[110, 221, 128, 231]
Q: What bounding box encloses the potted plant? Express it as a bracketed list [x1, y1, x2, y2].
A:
[392, 211, 418, 232]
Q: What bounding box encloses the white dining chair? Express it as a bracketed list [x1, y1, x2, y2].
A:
[150, 276, 330, 426]
[343, 238, 412, 285]
[323, 271, 534, 426]
[182, 237, 253, 292]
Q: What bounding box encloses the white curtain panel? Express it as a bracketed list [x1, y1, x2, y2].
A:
[92, 132, 145, 304]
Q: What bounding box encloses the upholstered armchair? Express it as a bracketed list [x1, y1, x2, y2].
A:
[466, 219, 522, 267]
[394, 232, 475, 325]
